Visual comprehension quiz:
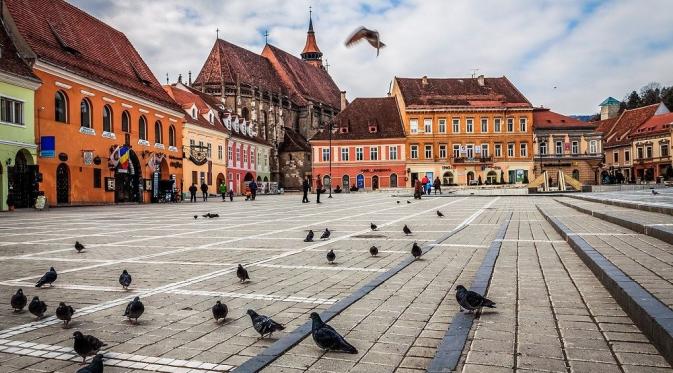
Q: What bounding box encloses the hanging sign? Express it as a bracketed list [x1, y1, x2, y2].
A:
[40, 136, 55, 158]
[83, 151, 94, 165]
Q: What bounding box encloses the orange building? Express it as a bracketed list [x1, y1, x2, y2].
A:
[3, 0, 185, 205]
[391, 75, 534, 186]
[310, 97, 406, 191]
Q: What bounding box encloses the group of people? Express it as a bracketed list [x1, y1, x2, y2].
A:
[188, 180, 260, 203]
[302, 175, 326, 204]
[414, 175, 442, 199]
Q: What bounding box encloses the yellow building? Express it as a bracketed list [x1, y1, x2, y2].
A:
[391, 75, 534, 186]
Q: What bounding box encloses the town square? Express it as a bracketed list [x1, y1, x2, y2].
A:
[1, 0, 673, 372]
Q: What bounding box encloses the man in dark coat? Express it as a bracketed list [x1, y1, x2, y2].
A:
[200, 182, 208, 201]
[315, 175, 323, 204]
[189, 184, 198, 202]
[250, 180, 258, 201]
[302, 177, 310, 203]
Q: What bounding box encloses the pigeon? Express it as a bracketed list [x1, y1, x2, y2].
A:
[411, 242, 422, 259]
[437, 210, 444, 217]
[247, 309, 285, 338]
[320, 228, 331, 240]
[194, 215, 198, 219]
[345, 26, 385, 56]
[35, 267, 57, 287]
[326, 249, 336, 264]
[403, 225, 412, 235]
[119, 270, 132, 289]
[652, 189, 659, 195]
[76, 354, 104, 373]
[212, 300, 228, 323]
[369, 245, 378, 257]
[304, 230, 314, 242]
[203, 213, 220, 218]
[73, 331, 107, 364]
[124, 296, 144, 324]
[370, 222, 378, 231]
[310, 312, 358, 353]
[75, 241, 85, 253]
[11, 288, 27, 312]
[237, 264, 250, 283]
[455, 285, 496, 313]
[56, 302, 75, 328]
[397, 200, 400, 204]
[28, 296, 47, 319]
[407, 200, 411, 204]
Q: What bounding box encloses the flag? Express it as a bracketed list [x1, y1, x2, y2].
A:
[118, 146, 129, 173]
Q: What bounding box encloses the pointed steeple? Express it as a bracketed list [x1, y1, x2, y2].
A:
[301, 6, 323, 69]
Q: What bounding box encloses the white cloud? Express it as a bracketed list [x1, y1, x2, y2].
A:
[70, 0, 673, 114]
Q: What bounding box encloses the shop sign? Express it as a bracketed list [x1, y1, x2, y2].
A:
[441, 165, 453, 170]
[105, 177, 116, 191]
[102, 131, 116, 139]
[40, 136, 55, 158]
[79, 127, 96, 136]
[359, 168, 391, 173]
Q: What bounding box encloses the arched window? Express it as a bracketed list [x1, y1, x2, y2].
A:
[121, 111, 130, 133]
[103, 105, 113, 132]
[80, 98, 92, 128]
[390, 173, 398, 188]
[138, 116, 147, 140]
[154, 121, 163, 144]
[261, 111, 268, 140]
[168, 125, 176, 147]
[55, 91, 68, 123]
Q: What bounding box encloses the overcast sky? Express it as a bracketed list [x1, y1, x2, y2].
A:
[70, 0, 673, 115]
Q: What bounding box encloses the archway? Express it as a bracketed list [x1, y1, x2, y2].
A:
[390, 173, 398, 188]
[244, 172, 254, 182]
[256, 176, 262, 182]
[159, 158, 170, 180]
[467, 171, 475, 185]
[9, 149, 38, 208]
[442, 171, 453, 185]
[263, 176, 269, 182]
[356, 174, 364, 189]
[572, 169, 580, 181]
[342, 175, 350, 191]
[216, 173, 225, 188]
[486, 171, 498, 184]
[372, 175, 379, 190]
[56, 163, 70, 204]
[115, 149, 142, 203]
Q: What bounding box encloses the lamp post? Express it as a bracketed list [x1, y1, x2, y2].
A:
[328, 120, 333, 198]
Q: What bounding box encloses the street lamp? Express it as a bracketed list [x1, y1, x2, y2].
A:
[328, 120, 333, 198]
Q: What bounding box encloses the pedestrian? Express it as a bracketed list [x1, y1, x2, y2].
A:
[219, 181, 227, 201]
[421, 175, 429, 195]
[250, 180, 258, 200]
[228, 189, 234, 202]
[302, 176, 310, 203]
[189, 183, 198, 203]
[414, 180, 422, 200]
[433, 177, 441, 195]
[200, 181, 208, 201]
[315, 175, 323, 204]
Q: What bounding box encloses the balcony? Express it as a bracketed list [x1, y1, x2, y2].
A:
[452, 156, 494, 164]
[534, 153, 602, 161]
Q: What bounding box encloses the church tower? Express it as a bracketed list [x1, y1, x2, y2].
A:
[300, 8, 323, 69]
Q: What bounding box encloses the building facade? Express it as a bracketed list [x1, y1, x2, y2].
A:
[310, 97, 406, 191]
[190, 14, 342, 190]
[630, 112, 673, 182]
[533, 108, 603, 185]
[0, 20, 41, 210]
[391, 75, 534, 186]
[3, 0, 184, 206]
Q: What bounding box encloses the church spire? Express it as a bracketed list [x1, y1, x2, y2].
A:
[301, 6, 323, 69]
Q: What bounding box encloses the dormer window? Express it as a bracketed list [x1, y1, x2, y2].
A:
[339, 127, 348, 134]
[368, 124, 378, 133]
[191, 108, 197, 119]
[209, 112, 214, 124]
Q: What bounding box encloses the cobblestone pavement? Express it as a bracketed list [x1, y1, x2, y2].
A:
[0, 194, 671, 372]
[579, 188, 673, 210]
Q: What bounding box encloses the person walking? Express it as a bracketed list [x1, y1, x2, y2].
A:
[414, 179, 423, 200]
[189, 183, 198, 203]
[219, 181, 227, 201]
[302, 176, 310, 203]
[421, 175, 429, 195]
[315, 175, 323, 204]
[249, 180, 258, 201]
[433, 177, 441, 195]
[200, 181, 208, 202]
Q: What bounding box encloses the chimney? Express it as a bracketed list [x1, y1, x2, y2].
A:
[340, 91, 347, 111]
[177, 73, 182, 84]
[477, 75, 485, 87]
[188, 71, 192, 86]
[421, 76, 428, 86]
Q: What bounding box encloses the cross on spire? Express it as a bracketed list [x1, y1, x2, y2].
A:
[264, 30, 269, 44]
[216, 28, 219, 39]
[325, 59, 330, 72]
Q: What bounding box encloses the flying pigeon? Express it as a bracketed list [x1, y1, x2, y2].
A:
[237, 264, 250, 283]
[124, 296, 144, 324]
[345, 26, 386, 56]
[194, 215, 198, 220]
[403, 225, 412, 235]
[411, 242, 422, 259]
[119, 270, 132, 289]
[247, 309, 285, 338]
[369, 245, 378, 257]
[304, 230, 314, 242]
[407, 200, 411, 204]
[28, 296, 47, 319]
[11, 288, 27, 312]
[370, 222, 378, 231]
[652, 189, 659, 195]
[321, 228, 331, 240]
[326, 249, 336, 264]
[75, 241, 85, 253]
[212, 300, 228, 323]
[309, 312, 358, 353]
[76, 354, 104, 373]
[56, 302, 75, 328]
[455, 285, 496, 313]
[437, 210, 444, 217]
[35, 267, 57, 287]
[73, 331, 107, 364]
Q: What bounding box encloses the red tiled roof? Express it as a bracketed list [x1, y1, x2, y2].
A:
[603, 104, 660, 147]
[631, 111, 673, 138]
[395, 76, 531, 108]
[3, 0, 181, 112]
[0, 21, 40, 83]
[192, 39, 283, 94]
[163, 84, 225, 132]
[262, 44, 340, 109]
[533, 108, 595, 130]
[311, 97, 404, 141]
[594, 117, 619, 134]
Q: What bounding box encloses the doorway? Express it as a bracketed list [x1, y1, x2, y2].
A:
[56, 163, 70, 204]
[115, 150, 142, 203]
[372, 175, 379, 190]
[342, 175, 350, 191]
[9, 150, 38, 208]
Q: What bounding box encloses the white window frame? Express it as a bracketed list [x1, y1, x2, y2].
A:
[624, 150, 630, 163]
[439, 144, 447, 159]
[507, 143, 515, 157]
[662, 144, 669, 157]
[1, 96, 26, 125]
[494, 118, 502, 132]
[453, 144, 460, 158]
[218, 145, 223, 160]
[539, 142, 547, 155]
[589, 140, 597, 154]
[466, 118, 474, 133]
[322, 148, 330, 162]
[555, 141, 563, 154]
[495, 143, 502, 157]
[423, 119, 432, 134]
[410, 145, 418, 159]
[452, 118, 460, 133]
[481, 118, 488, 133]
[424, 144, 432, 159]
[389, 146, 398, 160]
[507, 118, 514, 132]
[520, 143, 528, 157]
[356, 147, 364, 161]
[370, 146, 379, 161]
[410, 119, 418, 134]
[438, 119, 447, 133]
[519, 117, 527, 132]
[341, 147, 349, 161]
[481, 144, 489, 157]
[571, 141, 579, 154]
[466, 144, 474, 158]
